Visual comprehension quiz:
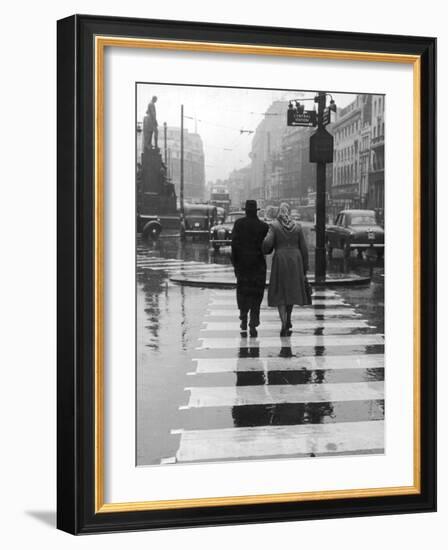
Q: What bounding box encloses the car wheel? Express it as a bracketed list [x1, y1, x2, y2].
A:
[142, 222, 162, 242]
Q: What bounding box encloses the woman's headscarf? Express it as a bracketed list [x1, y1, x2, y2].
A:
[277, 202, 295, 232]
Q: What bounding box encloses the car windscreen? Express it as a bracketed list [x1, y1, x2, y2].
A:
[186, 209, 211, 217]
[350, 215, 376, 225]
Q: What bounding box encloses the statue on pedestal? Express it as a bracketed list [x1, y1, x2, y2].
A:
[143, 96, 158, 149]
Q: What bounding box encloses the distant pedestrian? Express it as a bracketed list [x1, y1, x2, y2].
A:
[262, 202, 309, 336]
[143, 96, 158, 149]
[231, 200, 269, 337]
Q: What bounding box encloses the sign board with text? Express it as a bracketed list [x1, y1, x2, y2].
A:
[287, 109, 317, 127]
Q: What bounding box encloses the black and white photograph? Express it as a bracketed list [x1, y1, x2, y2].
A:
[135, 83, 385, 466]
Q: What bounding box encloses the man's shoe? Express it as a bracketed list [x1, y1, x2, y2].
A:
[240, 320, 248, 331]
[249, 327, 258, 338]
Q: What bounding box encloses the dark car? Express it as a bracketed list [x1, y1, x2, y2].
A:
[326, 209, 384, 258]
[137, 214, 162, 242]
[182, 204, 218, 239]
[209, 210, 245, 251]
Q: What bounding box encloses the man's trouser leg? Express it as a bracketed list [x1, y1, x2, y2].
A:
[249, 291, 264, 329]
[236, 282, 249, 330]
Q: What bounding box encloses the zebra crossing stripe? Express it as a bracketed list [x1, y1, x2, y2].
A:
[173, 266, 234, 272]
[188, 354, 384, 374]
[172, 420, 384, 462]
[211, 289, 340, 297]
[143, 265, 234, 272]
[196, 334, 384, 349]
[137, 259, 197, 265]
[181, 381, 384, 408]
[206, 309, 361, 318]
[209, 298, 348, 307]
[201, 319, 371, 331]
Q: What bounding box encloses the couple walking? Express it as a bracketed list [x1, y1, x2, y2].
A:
[231, 200, 309, 337]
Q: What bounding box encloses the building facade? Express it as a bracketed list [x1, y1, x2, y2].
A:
[165, 127, 205, 202]
[331, 94, 384, 216]
[274, 126, 317, 206]
[226, 165, 252, 209]
[368, 95, 385, 217]
[248, 100, 289, 203]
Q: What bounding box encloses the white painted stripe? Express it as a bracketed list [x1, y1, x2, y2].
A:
[144, 265, 234, 272]
[189, 354, 384, 374]
[207, 309, 361, 318]
[201, 319, 371, 331]
[137, 262, 201, 268]
[197, 334, 384, 349]
[139, 264, 205, 271]
[137, 259, 197, 265]
[209, 299, 348, 307]
[175, 266, 234, 272]
[174, 420, 384, 462]
[211, 289, 340, 297]
[182, 381, 384, 408]
[137, 263, 200, 269]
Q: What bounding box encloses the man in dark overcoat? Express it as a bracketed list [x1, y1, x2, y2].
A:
[231, 200, 269, 337]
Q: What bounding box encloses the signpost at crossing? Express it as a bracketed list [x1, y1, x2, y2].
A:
[287, 92, 336, 283]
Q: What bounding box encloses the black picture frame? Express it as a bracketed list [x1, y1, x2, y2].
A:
[57, 14, 436, 534]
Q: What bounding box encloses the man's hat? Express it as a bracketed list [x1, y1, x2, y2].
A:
[244, 200, 259, 212]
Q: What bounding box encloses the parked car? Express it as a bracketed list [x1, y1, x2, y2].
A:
[137, 213, 162, 242]
[181, 204, 218, 239]
[209, 210, 245, 251]
[326, 209, 384, 258]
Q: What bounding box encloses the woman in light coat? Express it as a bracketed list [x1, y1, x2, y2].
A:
[262, 203, 309, 336]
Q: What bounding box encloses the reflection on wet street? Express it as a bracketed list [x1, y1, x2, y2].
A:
[137, 235, 384, 465]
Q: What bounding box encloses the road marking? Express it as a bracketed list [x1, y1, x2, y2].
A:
[201, 319, 371, 331]
[206, 309, 361, 318]
[173, 420, 384, 462]
[209, 298, 348, 307]
[188, 354, 384, 374]
[196, 334, 384, 349]
[181, 381, 384, 408]
[211, 289, 340, 297]
[137, 259, 199, 265]
[143, 265, 234, 272]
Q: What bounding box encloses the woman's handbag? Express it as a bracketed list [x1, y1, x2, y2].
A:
[304, 276, 312, 305]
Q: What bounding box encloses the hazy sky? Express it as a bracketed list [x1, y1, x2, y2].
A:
[137, 83, 357, 183]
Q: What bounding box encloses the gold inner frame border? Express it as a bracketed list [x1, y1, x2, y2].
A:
[94, 35, 421, 513]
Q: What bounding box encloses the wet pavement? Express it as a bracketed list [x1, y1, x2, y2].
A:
[136, 234, 384, 466]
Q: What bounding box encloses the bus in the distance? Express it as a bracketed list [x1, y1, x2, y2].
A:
[210, 186, 231, 214]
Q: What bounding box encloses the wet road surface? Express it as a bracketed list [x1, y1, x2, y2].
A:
[136, 235, 384, 465]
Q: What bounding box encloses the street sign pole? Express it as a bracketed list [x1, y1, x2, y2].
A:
[180, 105, 184, 218]
[315, 91, 327, 283]
[163, 121, 167, 165]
